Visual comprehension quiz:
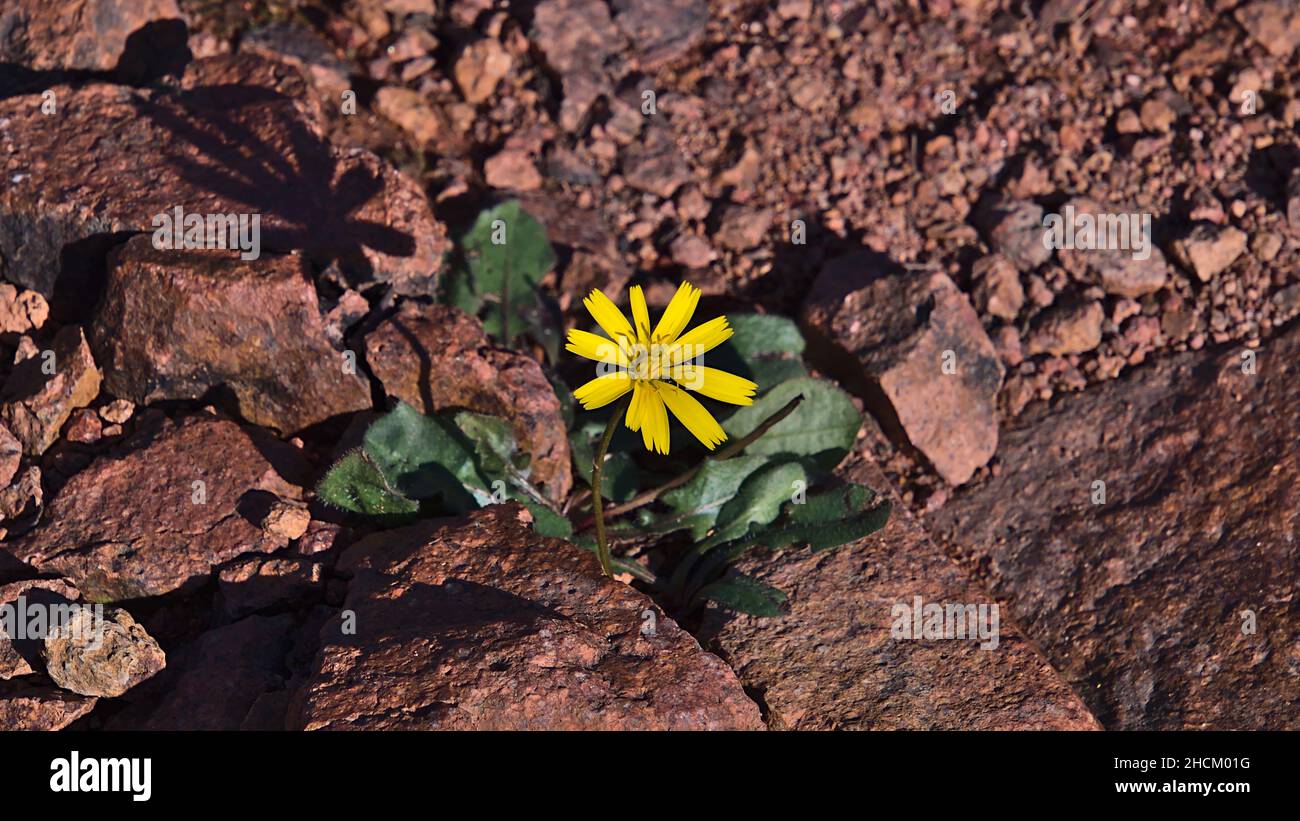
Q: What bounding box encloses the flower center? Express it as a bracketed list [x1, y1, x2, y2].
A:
[628, 342, 670, 381]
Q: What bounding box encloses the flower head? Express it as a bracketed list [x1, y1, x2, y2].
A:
[567, 282, 758, 454]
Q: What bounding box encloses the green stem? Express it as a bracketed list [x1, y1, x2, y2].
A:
[576, 394, 805, 532]
[591, 393, 632, 577]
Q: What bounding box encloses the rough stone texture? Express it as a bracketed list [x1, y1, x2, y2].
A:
[928, 321, 1300, 729]
[971, 254, 1024, 321]
[611, 0, 708, 69]
[0, 678, 96, 730]
[0, 422, 20, 488]
[1171, 223, 1248, 281]
[365, 302, 571, 502]
[0, 325, 101, 455]
[105, 614, 298, 730]
[43, 605, 165, 697]
[0, 578, 80, 680]
[0, 0, 182, 71]
[699, 445, 1100, 730]
[92, 236, 372, 434]
[622, 127, 694, 198]
[289, 504, 764, 730]
[531, 0, 624, 131]
[1026, 301, 1105, 356]
[0, 283, 49, 335]
[219, 556, 324, 618]
[1235, 0, 1300, 57]
[6, 414, 306, 602]
[0, 70, 448, 302]
[976, 197, 1052, 272]
[802, 253, 1004, 485]
[1056, 199, 1169, 298]
[454, 38, 512, 104]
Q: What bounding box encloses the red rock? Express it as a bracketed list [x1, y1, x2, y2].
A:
[0, 0, 182, 71]
[670, 232, 716, 268]
[0, 678, 95, 730]
[6, 414, 306, 601]
[971, 253, 1024, 320]
[1171, 224, 1248, 281]
[623, 127, 694, 198]
[365, 303, 571, 502]
[373, 86, 458, 153]
[484, 147, 543, 191]
[0, 422, 19, 488]
[802, 254, 1004, 486]
[0, 578, 80, 680]
[289, 504, 763, 730]
[63, 408, 104, 444]
[0, 72, 448, 301]
[454, 38, 513, 103]
[43, 606, 166, 697]
[0, 283, 48, 335]
[1025, 301, 1104, 356]
[1235, 0, 1300, 57]
[218, 556, 324, 618]
[92, 236, 372, 434]
[261, 500, 311, 541]
[700, 445, 1100, 730]
[106, 614, 298, 730]
[531, 0, 624, 131]
[611, 0, 707, 69]
[0, 325, 101, 455]
[929, 321, 1300, 728]
[715, 206, 773, 251]
[0, 465, 41, 525]
[976, 197, 1052, 272]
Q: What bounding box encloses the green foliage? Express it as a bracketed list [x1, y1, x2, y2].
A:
[723, 377, 861, 471]
[316, 402, 560, 537]
[444, 201, 562, 360]
[317, 297, 890, 620]
[316, 450, 420, 523]
[696, 575, 788, 617]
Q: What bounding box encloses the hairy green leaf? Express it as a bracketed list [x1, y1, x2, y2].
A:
[696, 574, 788, 616]
[698, 460, 808, 551]
[723, 377, 860, 471]
[650, 455, 769, 539]
[316, 450, 419, 521]
[449, 200, 558, 352]
[363, 402, 484, 511]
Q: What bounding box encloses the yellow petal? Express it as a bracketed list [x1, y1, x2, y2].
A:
[573, 372, 633, 409]
[651, 281, 701, 343]
[566, 329, 628, 366]
[671, 364, 756, 405]
[583, 289, 635, 342]
[625, 380, 645, 432]
[639, 382, 671, 454]
[668, 316, 733, 364]
[629, 285, 651, 344]
[655, 381, 727, 450]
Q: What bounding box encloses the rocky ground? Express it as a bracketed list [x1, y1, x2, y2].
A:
[0, 0, 1296, 730]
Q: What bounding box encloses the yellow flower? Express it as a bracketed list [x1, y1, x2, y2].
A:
[567, 282, 758, 454]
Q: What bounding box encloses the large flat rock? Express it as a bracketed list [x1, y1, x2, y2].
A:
[928, 323, 1300, 729]
[0, 62, 447, 305]
[93, 236, 372, 434]
[6, 414, 307, 602]
[698, 445, 1099, 730]
[289, 505, 764, 730]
